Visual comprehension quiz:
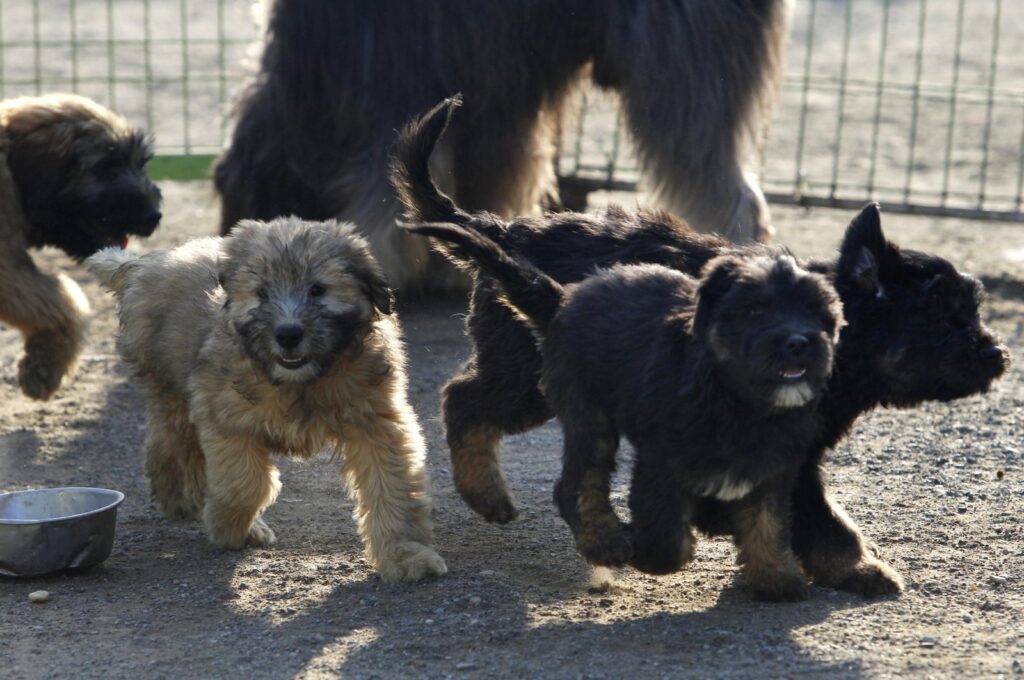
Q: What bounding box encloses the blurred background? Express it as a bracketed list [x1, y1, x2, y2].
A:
[1, 0, 1021, 222]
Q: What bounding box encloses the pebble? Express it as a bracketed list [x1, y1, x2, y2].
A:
[919, 637, 937, 648]
[456, 662, 478, 671]
[963, 614, 973, 623]
[477, 570, 494, 577]
[997, 469, 1005, 480]
[989, 575, 1009, 586]
[468, 596, 481, 606]
[28, 590, 50, 604]
[1011, 659, 1022, 674]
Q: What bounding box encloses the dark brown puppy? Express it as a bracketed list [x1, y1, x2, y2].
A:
[409, 222, 844, 601]
[0, 93, 162, 400]
[215, 0, 791, 292]
[393, 98, 1010, 596]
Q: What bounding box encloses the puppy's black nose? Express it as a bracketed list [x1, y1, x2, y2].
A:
[784, 334, 809, 357]
[980, 344, 1006, 361]
[275, 324, 304, 350]
[137, 208, 162, 235]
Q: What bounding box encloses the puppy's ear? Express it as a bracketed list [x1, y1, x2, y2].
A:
[837, 203, 896, 293]
[346, 243, 394, 315]
[692, 255, 742, 337]
[4, 114, 73, 210]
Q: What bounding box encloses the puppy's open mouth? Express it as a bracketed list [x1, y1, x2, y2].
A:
[276, 356, 310, 370]
[779, 366, 806, 381]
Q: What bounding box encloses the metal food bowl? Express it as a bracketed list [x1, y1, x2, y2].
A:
[0, 487, 125, 577]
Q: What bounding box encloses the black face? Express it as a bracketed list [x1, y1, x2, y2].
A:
[11, 127, 162, 261]
[694, 253, 844, 410]
[830, 204, 1010, 407]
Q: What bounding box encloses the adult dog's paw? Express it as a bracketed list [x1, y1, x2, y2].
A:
[18, 352, 63, 400]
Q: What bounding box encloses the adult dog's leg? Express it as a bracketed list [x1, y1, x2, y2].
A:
[791, 460, 904, 596]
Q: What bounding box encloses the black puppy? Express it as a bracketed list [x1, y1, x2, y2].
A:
[411, 222, 844, 601]
[392, 98, 1010, 596]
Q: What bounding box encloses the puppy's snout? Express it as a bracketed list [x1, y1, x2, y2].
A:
[275, 324, 304, 350]
[139, 208, 162, 234]
[783, 334, 809, 358]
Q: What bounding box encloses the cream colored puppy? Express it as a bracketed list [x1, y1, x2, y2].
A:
[88, 217, 445, 582]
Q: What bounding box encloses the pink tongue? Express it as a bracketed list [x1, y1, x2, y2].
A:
[120, 237, 129, 248]
[782, 368, 805, 379]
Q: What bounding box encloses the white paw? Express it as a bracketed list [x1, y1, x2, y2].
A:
[377, 542, 448, 583]
[246, 517, 277, 547]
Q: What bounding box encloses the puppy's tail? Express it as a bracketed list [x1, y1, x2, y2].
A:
[85, 247, 141, 296]
[405, 222, 563, 331]
[390, 96, 508, 266]
[390, 96, 470, 226]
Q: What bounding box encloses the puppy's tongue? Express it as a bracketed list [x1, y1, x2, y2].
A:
[780, 367, 806, 379]
[120, 237, 129, 248]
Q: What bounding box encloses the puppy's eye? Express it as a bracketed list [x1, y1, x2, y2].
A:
[256, 287, 269, 301]
[309, 283, 326, 298]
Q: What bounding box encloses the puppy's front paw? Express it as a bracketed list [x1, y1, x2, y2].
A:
[18, 352, 63, 400]
[377, 542, 448, 582]
[832, 558, 904, 597]
[205, 513, 276, 550]
[246, 517, 277, 547]
[576, 517, 633, 568]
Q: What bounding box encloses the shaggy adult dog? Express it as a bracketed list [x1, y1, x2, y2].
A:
[214, 0, 791, 292]
[0, 93, 162, 400]
[394, 98, 1010, 596]
[409, 221, 844, 601]
[87, 218, 446, 582]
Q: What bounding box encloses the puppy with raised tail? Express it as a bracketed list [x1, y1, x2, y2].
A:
[408, 221, 843, 601]
[88, 217, 445, 582]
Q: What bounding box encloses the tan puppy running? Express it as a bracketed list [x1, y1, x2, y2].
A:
[87, 217, 445, 582]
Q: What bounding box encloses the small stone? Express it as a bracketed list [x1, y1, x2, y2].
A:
[468, 596, 481, 606]
[997, 469, 1005, 480]
[28, 590, 49, 604]
[962, 614, 973, 623]
[989, 575, 1008, 586]
[477, 570, 494, 577]
[1011, 659, 1022, 674]
[598, 598, 613, 608]
[919, 637, 937, 648]
[456, 662, 478, 671]
[424, 618, 434, 625]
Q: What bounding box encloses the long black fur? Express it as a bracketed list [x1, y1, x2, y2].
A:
[394, 101, 1010, 596]
[216, 0, 791, 293]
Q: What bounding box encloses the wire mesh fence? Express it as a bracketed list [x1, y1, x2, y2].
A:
[1, 0, 1021, 221]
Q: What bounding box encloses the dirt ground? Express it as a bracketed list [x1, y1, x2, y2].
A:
[0, 183, 1022, 679]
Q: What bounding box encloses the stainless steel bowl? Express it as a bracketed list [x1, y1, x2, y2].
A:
[0, 487, 125, 577]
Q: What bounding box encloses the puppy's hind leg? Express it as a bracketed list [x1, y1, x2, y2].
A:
[342, 408, 447, 583]
[732, 487, 809, 602]
[144, 399, 206, 520]
[443, 285, 553, 524]
[555, 407, 631, 567]
[791, 461, 904, 596]
[197, 427, 280, 550]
